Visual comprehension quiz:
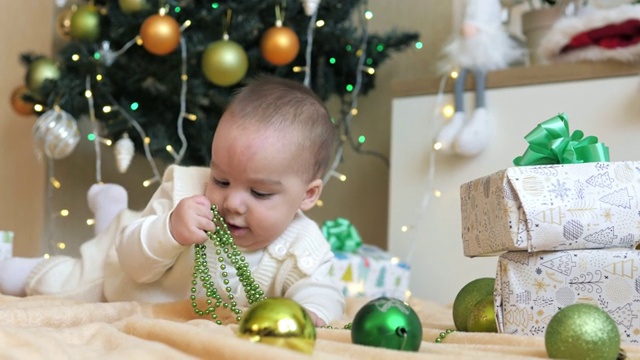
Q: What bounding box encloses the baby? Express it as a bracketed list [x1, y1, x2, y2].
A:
[0, 75, 345, 326]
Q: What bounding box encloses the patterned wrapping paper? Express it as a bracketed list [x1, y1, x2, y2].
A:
[0, 231, 12, 260]
[460, 161, 640, 257]
[328, 244, 411, 300]
[495, 249, 640, 343]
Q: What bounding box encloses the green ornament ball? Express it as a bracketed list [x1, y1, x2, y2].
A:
[118, 0, 148, 13]
[466, 295, 497, 333]
[25, 57, 61, 94]
[452, 277, 495, 331]
[201, 39, 248, 87]
[351, 297, 423, 352]
[545, 303, 620, 360]
[70, 5, 101, 41]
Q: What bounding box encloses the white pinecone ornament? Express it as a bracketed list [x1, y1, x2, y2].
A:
[114, 133, 134, 173]
[303, 0, 321, 16]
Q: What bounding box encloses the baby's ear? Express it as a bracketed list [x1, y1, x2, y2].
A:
[299, 179, 323, 211]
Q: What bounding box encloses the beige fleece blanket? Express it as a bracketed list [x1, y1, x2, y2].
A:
[1, 295, 638, 359]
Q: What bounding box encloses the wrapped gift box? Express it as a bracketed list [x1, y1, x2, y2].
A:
[329, 244, 411, 300]
[0, 231, 12, 260]
[460, 161, 640, 257]
[495, 248, 640, 342]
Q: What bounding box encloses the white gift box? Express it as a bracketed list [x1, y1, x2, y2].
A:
[495, 248, 640, 343]
[0, 231, 13, 260]
[460, 161, 640, 257]
[329, 244, 411, 300]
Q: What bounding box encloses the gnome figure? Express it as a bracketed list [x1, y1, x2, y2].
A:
[436, 0, 524, 156]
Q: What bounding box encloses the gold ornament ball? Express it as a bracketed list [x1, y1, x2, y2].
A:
[237, 298, 316, 354]
[202, 39, 248, 87]
[25, 58, 61, 95]
[452, 277, 495, 331]
[70, 5, 101, 41]
[55, 7, 74, 40]
[10, 85, 35, 116]
[260, 26, 300, 66]
[118, 0, 148, 14]
[545, 303, 620, 360]
[140, 14, 181, 56]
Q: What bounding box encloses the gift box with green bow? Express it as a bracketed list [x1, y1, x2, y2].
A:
[321, 218, 410, 300]
[460, 113, 640, 257]
[0, 231, 13, 260]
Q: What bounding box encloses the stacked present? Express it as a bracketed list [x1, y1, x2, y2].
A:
[0, 231, 12, 260]
[321, 217, 411, 300]
[461, 113, 640, 342]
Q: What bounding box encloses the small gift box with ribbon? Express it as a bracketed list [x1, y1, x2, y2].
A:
[460, 113, 640, 257]
[322, 217, 411, 300]
[0, 231, 13, 260]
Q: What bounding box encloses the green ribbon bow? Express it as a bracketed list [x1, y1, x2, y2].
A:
[321, 217, 362, 253]
[513, 113, 610, 166]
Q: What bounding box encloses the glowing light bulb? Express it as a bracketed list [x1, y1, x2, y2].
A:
[433, 142, 443, 151]
[401, 225, 409, 232]
[442, 104, 454, 118]
[316, 20, 325, 27]
[86, 218, 95, 226]
[316, 199, 324, 207]
[434, 190, 442, 197]
[450, 70, 459, 79]
[60, 209, 69, 217]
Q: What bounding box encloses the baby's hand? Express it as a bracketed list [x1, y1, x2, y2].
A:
[306, 310, 327, 327]
[169, 195, 216, 245]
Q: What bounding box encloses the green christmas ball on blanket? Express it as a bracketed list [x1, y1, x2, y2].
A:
[545, 303, 620, 360]
[351, 297, 423, 352]
[452, 277, 495, 331]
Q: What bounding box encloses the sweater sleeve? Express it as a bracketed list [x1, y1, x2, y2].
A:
[284, 252, 346, 324]
[263, 213, 346, 324]
[115, 165, 192, 284]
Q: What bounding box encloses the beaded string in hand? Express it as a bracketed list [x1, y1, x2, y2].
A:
[191, 205, 266, 324]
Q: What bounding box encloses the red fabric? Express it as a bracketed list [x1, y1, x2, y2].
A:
[561, 19, 640, 53]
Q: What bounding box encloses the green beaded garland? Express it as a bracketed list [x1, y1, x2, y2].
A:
[191, 205, 266, 323]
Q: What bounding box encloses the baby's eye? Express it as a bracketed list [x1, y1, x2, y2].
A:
[214, 179, 229, 187]
[251, 190, 272, 199]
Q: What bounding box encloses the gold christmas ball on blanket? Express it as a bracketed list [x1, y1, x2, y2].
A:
[237, 298, 316, 354]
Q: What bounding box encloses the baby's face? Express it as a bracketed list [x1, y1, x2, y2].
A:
[205, 116, 321, 250]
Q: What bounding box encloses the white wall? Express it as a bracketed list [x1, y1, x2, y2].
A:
[389, 75, 640, 305]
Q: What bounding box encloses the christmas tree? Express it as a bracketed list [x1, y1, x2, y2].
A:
[14, 0, 419, 187]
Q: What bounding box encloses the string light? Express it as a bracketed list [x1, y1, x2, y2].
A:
[185, 113, 197, 121]
[434, 190, 442, 197]
[315, 19, 325, 27]
[442, 104, 454, 118]
[450, 70, 459, 79]
[49, 177, 61, 189]
[71, 54, 80, 61]
[56, 242, 66, 250]
[34, 104, 44, 112]
[59, 209, 69, 217]
[96, 74, 103, 81]
[102, 105, 112, 113]
[433, 142, 443, 151]
[401, 226, 409, 232]
[316, 199, 324, 207]
[86, 218, 95, 226]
